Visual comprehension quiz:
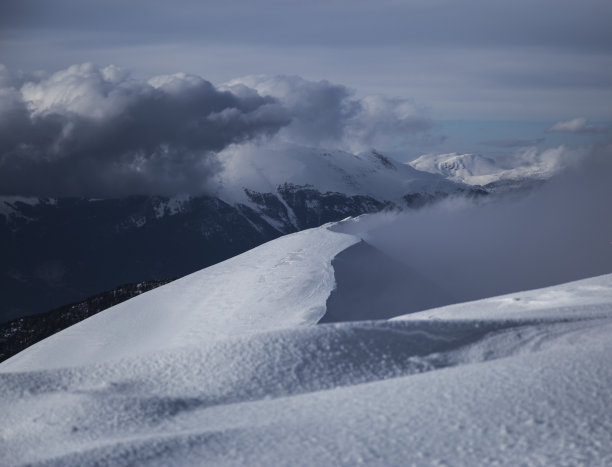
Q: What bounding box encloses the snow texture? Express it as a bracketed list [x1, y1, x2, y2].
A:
[1, 222, 612, 466]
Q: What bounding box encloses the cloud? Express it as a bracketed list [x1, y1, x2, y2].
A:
[480, 138, 545, 148]
[223, 75, 434, 153]
[3, 1, 612, 124]
[335, 144, 612, 307]
[0, 64, 438, 197]
[547, 117, 608, 134]
[0, 63, 290, 197]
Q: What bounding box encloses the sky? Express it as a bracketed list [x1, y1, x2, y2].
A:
[1, 0, 611, 196]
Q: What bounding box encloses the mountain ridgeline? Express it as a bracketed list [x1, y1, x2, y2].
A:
[0, 183, 482, 323]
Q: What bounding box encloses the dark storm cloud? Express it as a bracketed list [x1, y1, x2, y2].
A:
[0, 64, 435, 197]
[225, 75, 434, 152]
[0, 63, 290, 197]
[225, 75, 360, 147]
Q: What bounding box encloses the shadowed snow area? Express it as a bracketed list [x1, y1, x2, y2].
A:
[1, 222, 612, 465]
[320, 241, 455, 322]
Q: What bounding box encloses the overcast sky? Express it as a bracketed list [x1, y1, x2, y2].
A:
[1, 0, 611, 196]
[2, 0, 611, 121]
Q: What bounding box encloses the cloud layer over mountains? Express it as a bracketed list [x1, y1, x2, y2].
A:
[338, 144, 612, 303]
[547, 117, 608, 135]
[0, 63, 288, 197]
[0, 63, 432, 197]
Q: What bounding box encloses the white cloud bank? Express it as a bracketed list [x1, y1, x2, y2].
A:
[0, 63, 435, 197]
[547, 117, 608, 134]
[222, 75, 433, 153]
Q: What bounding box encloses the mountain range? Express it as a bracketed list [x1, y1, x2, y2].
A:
[0, 148, 485, 323]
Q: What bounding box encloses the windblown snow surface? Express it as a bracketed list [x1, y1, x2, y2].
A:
[2, 221, 612, 466]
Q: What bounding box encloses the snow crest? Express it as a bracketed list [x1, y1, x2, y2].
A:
[0, 225, 359, 371]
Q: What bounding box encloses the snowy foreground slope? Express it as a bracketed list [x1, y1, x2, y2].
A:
[2, 222, 612, 465]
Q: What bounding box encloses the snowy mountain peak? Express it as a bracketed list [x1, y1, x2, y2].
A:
[409, 147, 570, 187]
[214, 144, 463, 206]
[409, 152, 505, 185]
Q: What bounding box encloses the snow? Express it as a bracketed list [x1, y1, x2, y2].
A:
[409, 149, 567, 186]
[393, 273, 612, 322]
[0, 196, 41, 218]
[153, 193, 191, 218]
[214, 143, 460, 206]
[2, 219, 612, 465]
[0, 225, 359, 372]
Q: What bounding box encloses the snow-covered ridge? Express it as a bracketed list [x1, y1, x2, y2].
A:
[409, 153, 501, 185]
[394, 272, 612, 322]
[0, 224, 359, 372]
[0, 196, 43, 218]
[4, 211, 611, 373]
[409, 148, 568, 186]
[215, 144, 462, 206]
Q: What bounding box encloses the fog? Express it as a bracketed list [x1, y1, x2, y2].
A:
[334, 145, 612, 307]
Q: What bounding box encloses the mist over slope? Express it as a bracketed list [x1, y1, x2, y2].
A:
[335, 144, 612, 304]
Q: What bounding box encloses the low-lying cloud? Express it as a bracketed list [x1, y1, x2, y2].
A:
[547, 117, 608, 134]
[336, 144, 612, 306]
[0, 64, 435, 197]
[480, 138, 545, 148]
